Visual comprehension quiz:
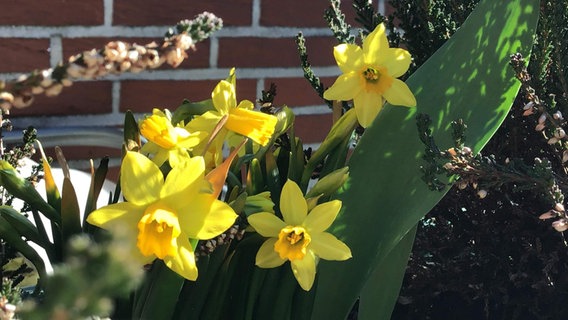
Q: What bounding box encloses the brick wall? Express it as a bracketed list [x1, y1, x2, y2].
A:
[0, 0, 389, 178]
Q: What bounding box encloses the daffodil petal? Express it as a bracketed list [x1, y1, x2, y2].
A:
[363, 23, 389, 66]
[162, 156, 206, 198]
[280, 180, 308, 225]
[291, 251, 317, 291]
[150, 149, 169, 167]
[383, 79, 417, 107]
[140, 141, 160, 154]
[180, 195, 237, 240]
[225, 107, 277, 146]
[121, 151, 162, 205]
[86, 202, 144, 228]
[303, 200, 341, 233]
[353, 91, 383, 128]
[212, 80, 236, 114]
[185, 111, 221, 133]
[379, 48, 411, 78]
[334, 44, 363, 73]
[176, 129, 206, 148]
[256, 238, 286, 268]
[309, 232, 352, 261]
[248, 212, 287, 237]
[323, 73, 361, 101]
[164, 236, 198, 280]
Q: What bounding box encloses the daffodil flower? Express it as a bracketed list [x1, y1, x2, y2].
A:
[247, 180, 352, 291]
[324, 23, 416, 128]
[86, 151, 237, 280]
[139, 108, 205, 167]
[187, 73, 278, 148]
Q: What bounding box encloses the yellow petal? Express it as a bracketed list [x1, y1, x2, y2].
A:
[161, 156, 206, 199]
[333, 44, 363, 74]
[86, 202, 144, 228]
[256, 238, 286, 268]
[248, 212, 287, 237]
[175, 129, 206, 148]
[212, 80, 236, 114]
[382, 79, 417, 107]
[309, 232, 352, 261]
[280, 180, 307, 225]
[164, 235, 198, 280]
[185, 111, 221, 133]
[140, 141, 160, 154]
[226, 107, 277, 146]
[180, 195, 237, 240]
[121, 151, 162, 205]
[323, 73, 361, 101]
[166, 148, 189, 168]
[303, 200, 341, 233]
[379, 48, 412, 78]
[363, 23, 389, 66]
[291, 251, 317, 291]
[353, 91, 383, 128]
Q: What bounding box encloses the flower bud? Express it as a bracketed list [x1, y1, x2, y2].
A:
[552, 218, 568, 232]
[457, 180, 468, 190]
[554, 128, 566, 139]
[523, 101, 535, 110]
[12, 94, 34, 108]
[562, 150, 568, 163]
[548, 137, 559, 145]
[555, 203, 565, 212]
[554, 111, 563, 120]
[535, 123, 545, 131]
[477, 189, 487, 199]
[177, 33, 193, 50]
[538, 114, 546, 124]
[305, 166, 349, 199]
[523, 108, 534, 116]
[0, 91, 14, 109]
[45, 83, 63, 97]
[539, 210, 556, 220]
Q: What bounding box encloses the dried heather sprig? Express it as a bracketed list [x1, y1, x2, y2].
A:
[0, 12, 223, 111]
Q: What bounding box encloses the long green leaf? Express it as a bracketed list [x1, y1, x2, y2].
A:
[311, 0, 540, 318]
[358, 225, 417, 320]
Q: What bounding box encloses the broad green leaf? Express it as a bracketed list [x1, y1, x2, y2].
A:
[358, 225, 417, 320]
[312, 0, 540, 319]
[134, 260, 184, 320]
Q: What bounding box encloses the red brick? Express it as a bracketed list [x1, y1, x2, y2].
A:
[218, 37, 335, 68]
[0, 38, 50, 73]
[120, 79, 258, 113]
[113, 0, 253, 26]
[62, 37, 210, 69]
[264, 77, 337, 107]
[260, 0, 359, 27]
[0, 0, 103, 26]
[294, 113, 332, 143]
[11, 81, 113, 117]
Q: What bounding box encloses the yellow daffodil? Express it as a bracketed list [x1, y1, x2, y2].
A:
[86, 151, 237, 280]
[139, 108, 205, 167]
[324, 23, 416, 128]
[187, 72, 278, 148]
[247, 180, 352, 291]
